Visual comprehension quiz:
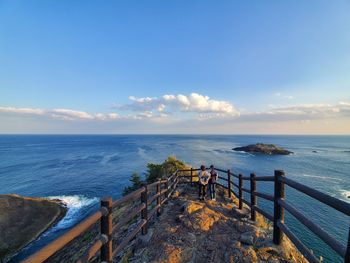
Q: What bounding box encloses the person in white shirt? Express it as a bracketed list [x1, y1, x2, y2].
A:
[198, 165, 210, 200]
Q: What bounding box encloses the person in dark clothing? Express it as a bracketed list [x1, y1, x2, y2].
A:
[209, 165, 218, 200]
[198, 164, 210, 200]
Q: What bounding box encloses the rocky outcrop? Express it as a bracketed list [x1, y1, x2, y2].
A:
[0, 194, 67, 261]
[233, 143, 293, 155]
[125, 185, 306, 263]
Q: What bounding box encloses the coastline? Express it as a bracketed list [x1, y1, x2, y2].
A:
[0, 194, 67, 262]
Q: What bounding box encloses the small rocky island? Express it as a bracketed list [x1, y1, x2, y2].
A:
[233, 143, 293, 155]
[0, 194, 67, 261]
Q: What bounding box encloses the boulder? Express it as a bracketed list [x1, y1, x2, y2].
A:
[233, 143, 293, 155]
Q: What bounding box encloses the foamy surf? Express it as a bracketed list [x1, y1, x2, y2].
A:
[339, 189, 350, 203]
[47, 195, 99, 230]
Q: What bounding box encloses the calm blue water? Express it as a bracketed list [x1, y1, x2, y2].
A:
[0, 135, 349, 262]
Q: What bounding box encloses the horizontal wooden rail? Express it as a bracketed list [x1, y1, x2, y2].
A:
[241, 187, 251, 193]
[76, 235, 108, 263]
[279, 199, 346, 257]
[112, 203, 146, 234]
[253, 191, 274, 202]
[214, 168, 227, 173]
[253, 205, 273, 221]
[254, 176, 274, 182]
[113, 187, 145, 208]
[280, 177, 350, 216]
[112, 219, 147, 257]
[147, 192, 160, 205]
[277, 222, 319, 263]
[229, 171, 239, 178]
[22, 210, 104, 263]
[22, 166, 350, 263]
[218, 176, 228, 181]
[148, 204, 161, 220]
[231, 182, 239, 188]
[242, 198, 250, 206]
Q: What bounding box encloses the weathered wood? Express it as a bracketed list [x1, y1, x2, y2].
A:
[253, 191, 274, 202]
[190, 168, 193, 186]
[241, 187, 251, 193]
[147, 192, 160, 206]
[254, 176, 274, 181]
[214, 168, 227, 173]
[281, 176, 350, 216]
[238, 173, 243, 210]
[101, 197, 113, 263]
[141, 186, 148, 235]
[277, 222, 319, 263]
[229, 170, 239, 178]
[250, 173, 256, 221]
[22, 210, 103, 263]
[242, 198, 250, 206]
[228, 169, 232, 198]
[76, 235, 107, 263]
[112, 219, 147, 257]
[253, 205, 273, 221]
[113, 187, 144, 208]
[279, 199, 346, 257]
[157, 179, 161, 216]
[112, 203, 146, 234]
[273, 170, 285, 245]
[218, 176, 228, 182]
[232, 182, 239, 188]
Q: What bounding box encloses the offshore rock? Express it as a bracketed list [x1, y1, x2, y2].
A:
[233, 143, 293, 155]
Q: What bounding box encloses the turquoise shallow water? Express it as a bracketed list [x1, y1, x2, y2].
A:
[0, 135, 349, 262]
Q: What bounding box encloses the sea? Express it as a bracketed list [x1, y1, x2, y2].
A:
[0, 135, 349, 262]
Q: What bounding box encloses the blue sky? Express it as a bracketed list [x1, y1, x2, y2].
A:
[0, 1, 349, 134]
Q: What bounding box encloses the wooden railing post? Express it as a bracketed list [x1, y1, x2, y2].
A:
[345, 226, 350, 263]
[190, 168, 193, 186]
[141, 185, 148, 235]
[273, 170, 285, 245]
[228, 169, 232, 198]
[101, 197, 113, 263]
[238, 173, 243, 209]
[250, 173, 256, 221]
[157, 180, 161, 216]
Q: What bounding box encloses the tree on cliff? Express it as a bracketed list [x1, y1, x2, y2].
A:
[123, 156, 188, 195]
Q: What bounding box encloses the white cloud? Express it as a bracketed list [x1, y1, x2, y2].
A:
[121, 93, 239, 118]
[0, 107, 120, 121]
[240, 101, 350, 122]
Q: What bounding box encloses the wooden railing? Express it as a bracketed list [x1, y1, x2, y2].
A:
[22, 172, 179, 263]
[176, 167, 350, 263]
[22, 166, 349, 263]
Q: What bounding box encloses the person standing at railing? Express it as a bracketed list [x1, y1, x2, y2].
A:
[198, 165, 210, 200]
[209, 165, 217, 200]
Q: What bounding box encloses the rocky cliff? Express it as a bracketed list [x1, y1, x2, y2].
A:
[0, 194, 67, 262]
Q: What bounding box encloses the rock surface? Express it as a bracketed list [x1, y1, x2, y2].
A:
[0, 194, 67, 261]
[127, 185, 306, 263]
[233, 143, 293, 155]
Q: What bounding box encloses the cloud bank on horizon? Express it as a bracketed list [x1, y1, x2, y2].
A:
[1, 93, 349, 134]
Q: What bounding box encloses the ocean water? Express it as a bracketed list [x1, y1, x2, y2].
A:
[0, 135, 349, 262]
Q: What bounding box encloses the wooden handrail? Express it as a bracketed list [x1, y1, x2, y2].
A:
[22, 210, 104, 263]
[113, 187, 145, 208]
[279, 199, 346, 257]
[22, 167, 350, 263]
[280, 176, 350, 216]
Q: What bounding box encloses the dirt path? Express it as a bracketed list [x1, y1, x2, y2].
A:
[124, 185, 306, 263]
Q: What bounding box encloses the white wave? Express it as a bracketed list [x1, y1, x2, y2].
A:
[47, 195, 99, 230]
[296, 174, 343, 182]
[339, 189, 350, 202]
